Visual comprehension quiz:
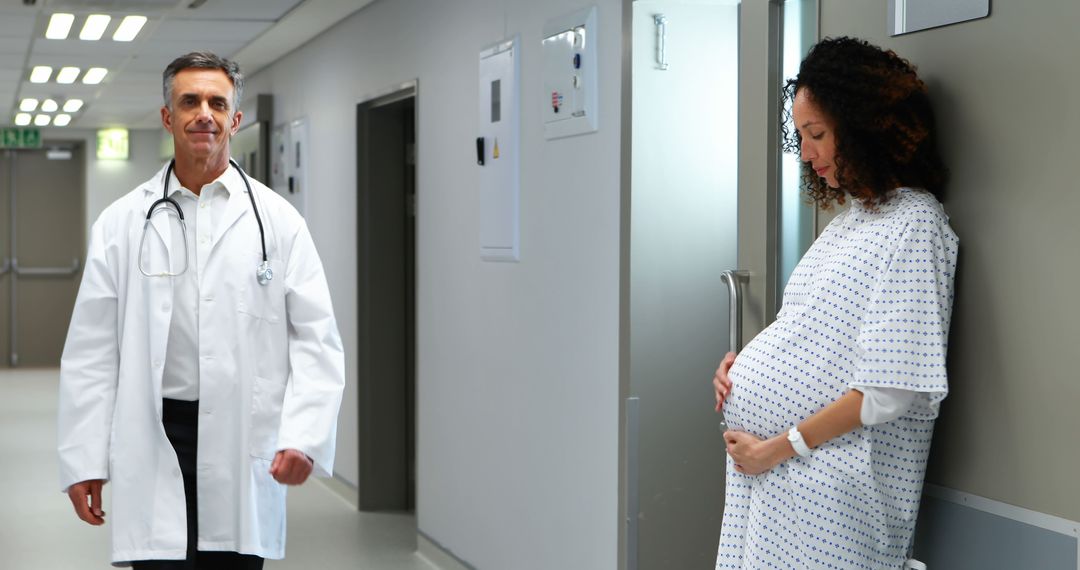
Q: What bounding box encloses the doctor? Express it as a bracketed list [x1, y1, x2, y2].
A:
[57, 52, 345, 569]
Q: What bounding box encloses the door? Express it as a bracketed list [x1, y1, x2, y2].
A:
[624, 1, 818, 568]
[628, 1, 739, 568]
[0, 145, 85, 367]
[356, 84, 417, 511]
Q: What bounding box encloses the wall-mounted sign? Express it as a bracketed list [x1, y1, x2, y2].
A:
[97, 128, 129, 160]
[0, 128, 42, 149]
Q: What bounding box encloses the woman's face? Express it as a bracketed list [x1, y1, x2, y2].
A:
[792, 88, 839, 188]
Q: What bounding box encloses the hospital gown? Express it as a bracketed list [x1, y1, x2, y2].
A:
[716, 188, 958, 569]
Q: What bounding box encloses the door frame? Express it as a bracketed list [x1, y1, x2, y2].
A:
[355, 80, 418, 511]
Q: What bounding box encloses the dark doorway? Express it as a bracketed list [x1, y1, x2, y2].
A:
[356, 84, 417, 511]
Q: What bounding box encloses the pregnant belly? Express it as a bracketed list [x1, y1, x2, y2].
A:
[722, 341, 813, 439]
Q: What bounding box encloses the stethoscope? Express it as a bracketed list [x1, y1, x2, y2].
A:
[138, 158, 273, 285]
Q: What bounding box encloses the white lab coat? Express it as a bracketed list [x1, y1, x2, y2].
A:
[57, 163, 345, 565]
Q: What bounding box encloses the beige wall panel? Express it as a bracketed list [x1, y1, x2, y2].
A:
[821, 0, 1080, 520]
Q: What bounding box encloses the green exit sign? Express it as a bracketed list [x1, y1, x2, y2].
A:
[0, 128, 41, 149]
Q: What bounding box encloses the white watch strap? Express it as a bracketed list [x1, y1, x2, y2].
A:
[787, 426, 812, 458]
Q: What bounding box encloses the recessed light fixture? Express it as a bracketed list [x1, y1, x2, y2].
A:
[80, 14, 111, 41]
[15, 113, 32, 126]
[82, 67, 108, 84]
[63, 99, 84, 113]
[34, 114, 52, 126]
[30, 66, 53, 83]
[41, 99, 59, 112]
[46, 13, 75, 40]
[54, 114, 72, 127]
[56, 66, 80, 84]
[20, 98, 39, 112]
[113, 15, 147, 42]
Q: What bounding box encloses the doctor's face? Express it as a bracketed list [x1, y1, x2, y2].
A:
[161, 68, 242, 165]
[792, 87, 839, 188]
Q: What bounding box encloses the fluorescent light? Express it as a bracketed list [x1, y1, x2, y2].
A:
[41, 99, 59, 112]
[46, 13, 75, 39]
[14, 113, 31, 126]
[63, 99, 84, 113]
[80, 14, 111, 41]
[112, 15, 147, 42]
[54, 114, 72, 127]
[82, 67, 108, 85]
[30, 66, 53, 83]
[56, 66, 80, 84]
[20, 98, 39, 112]
[34, 114, 51, 126]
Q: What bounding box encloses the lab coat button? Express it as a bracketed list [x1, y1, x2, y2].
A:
[173, 468, 181, 478]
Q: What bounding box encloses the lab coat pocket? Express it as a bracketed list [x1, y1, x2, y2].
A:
[235, 256, 285, 323]
[249, 375, 287, 460]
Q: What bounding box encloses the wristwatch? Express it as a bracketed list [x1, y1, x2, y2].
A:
[787, 426, 812, 458]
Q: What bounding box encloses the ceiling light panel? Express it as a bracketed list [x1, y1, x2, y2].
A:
[83, 67, 108, 84]
[56, 67, 81, 84]
[34, 114, 51, 126]
[64, 99, 84, 113]
[46, 13, 75, 40]
[30, 66, 53, 83]
[113, 16, 147, 42]
[15, 114, 31, 126]
[54, 114, 72, 127]
[20, 98, 39, 112]
[41, 99, 59, 113]
[80, 15, 111, 41]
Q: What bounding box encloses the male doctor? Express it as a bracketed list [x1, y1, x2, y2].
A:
[57, 52, 344, 569]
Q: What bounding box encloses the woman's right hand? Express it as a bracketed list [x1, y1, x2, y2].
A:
[713, 351, 736, 412]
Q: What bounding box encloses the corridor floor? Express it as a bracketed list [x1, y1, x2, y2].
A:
[0, 369, 440, 570]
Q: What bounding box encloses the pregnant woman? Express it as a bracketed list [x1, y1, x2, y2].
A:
[712, 37, 958, 569]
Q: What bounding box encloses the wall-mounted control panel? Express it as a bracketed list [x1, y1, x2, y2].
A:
[478, 37, 520, 262]
[542, 5, 598, 139]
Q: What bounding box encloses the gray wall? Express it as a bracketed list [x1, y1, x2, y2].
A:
[242, 0, 623, 568]
[820, 0, 1080, 522]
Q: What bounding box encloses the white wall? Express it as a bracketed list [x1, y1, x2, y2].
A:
[243, 0, 623, 568]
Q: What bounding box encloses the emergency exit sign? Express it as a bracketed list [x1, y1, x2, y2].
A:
[0, 128, 41, 149]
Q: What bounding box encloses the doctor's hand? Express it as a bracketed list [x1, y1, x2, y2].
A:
[270, 449, 314, 485]
[67, 479, 106, 525]
[724, 430, 794, 476]
[713, 352, 736, 412]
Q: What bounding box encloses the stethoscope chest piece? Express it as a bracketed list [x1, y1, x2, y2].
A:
[257, 261, 273, 286]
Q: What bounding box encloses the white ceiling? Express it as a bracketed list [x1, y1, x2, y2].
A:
[0, 0, 373, 129]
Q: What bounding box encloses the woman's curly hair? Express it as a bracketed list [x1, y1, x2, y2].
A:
[781, 37, 948, 209]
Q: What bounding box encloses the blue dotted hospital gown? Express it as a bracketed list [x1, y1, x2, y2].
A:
[716, 188, 958, 569]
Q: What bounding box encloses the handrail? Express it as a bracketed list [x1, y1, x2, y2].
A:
[11, 257, 81, 277]
[720, 270, 750, 353]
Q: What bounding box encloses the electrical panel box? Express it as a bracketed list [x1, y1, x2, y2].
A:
[542, 5, 598, 139]
[270, 118, 309, 216]
[478, 37, 520, 261]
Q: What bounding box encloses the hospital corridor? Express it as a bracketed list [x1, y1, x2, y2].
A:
[1, 0, 1079, 569]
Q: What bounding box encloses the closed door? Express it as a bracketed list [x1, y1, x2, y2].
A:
[624, 1, 817, 568]
[0, 146, 85, 367]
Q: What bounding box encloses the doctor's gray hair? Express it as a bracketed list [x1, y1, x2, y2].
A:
[162, 52, 244, 112]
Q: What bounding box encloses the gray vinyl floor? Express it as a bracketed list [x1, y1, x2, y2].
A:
[0, 368, 440, 570]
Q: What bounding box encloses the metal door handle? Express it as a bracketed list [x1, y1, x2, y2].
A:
[0, 257, 9, 276]
[654, 15, 669, 70]
[720, 270, 749, 353]
[12, 257, 81, 277]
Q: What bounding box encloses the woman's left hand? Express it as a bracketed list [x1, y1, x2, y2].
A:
[723, 430, 792, 475]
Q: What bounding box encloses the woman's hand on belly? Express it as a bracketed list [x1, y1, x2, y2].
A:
[723, 430, 797, 476]
[712, 351, 737, 412]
